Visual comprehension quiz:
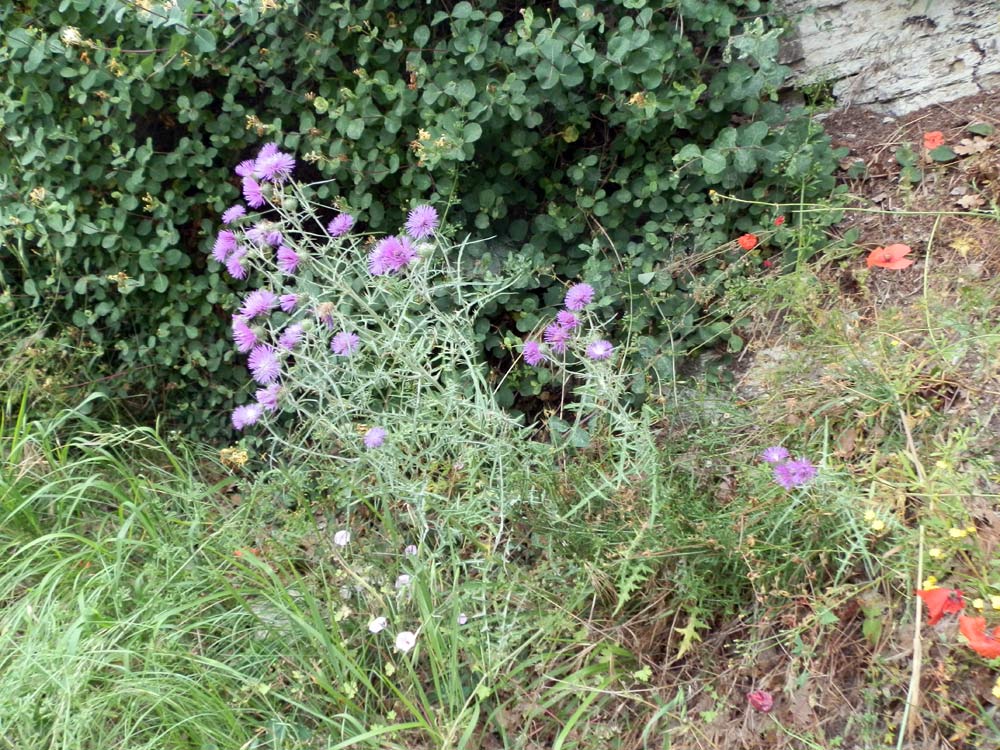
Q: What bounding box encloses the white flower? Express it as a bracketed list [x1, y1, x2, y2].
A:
[403, 544, 418, 556]
[333, 529, 351, 547]
[60, 27, 83, 46]
[395, 574, 411, 589]
[368, 616, 388, 634]
[457, 613, 468, 625]
[394, 630, 417, 653]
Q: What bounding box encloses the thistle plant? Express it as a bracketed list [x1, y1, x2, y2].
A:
[211, 143, 527, 477]
[517, 282, 640, 455]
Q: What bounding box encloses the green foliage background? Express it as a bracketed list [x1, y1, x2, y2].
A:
[0, 0, 839, 435]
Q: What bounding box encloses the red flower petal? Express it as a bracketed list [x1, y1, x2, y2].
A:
[737, 233, 758, 251]
[867, 244, 914, 269]
[916, 588, 964, 625]
[959, 614, 1000, 659]
[923, 131, 945, 150]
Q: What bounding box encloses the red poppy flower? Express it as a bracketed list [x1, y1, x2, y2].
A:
[958, 614, 1000, 659]
[747, 690, 774, 713]
[923, 131, 945, 150]
[763, 259, 774, 268]
[866, 243, 914, 270]
[774, 216, 785, 227]
[916, 588, 965, 625]
[738, 233, 758, 251]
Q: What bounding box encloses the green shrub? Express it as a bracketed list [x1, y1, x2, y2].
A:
[0, 0, 841, 436]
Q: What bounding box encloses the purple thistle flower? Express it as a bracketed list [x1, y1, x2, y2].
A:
[247, 344, 281, 385]
[225, 246, 248, 280]
[279, 293, 298, 313]
[369, 235, 417, 276]
[243, 224, 268, 246]
[232, 316, 259, 353]
[221, 205, 247, 225]
[278, 323, 304, 350]
[231, 403, 263, 430]
[254, 150, 295, 183]
[773, 458, 817, 490]
[543, 323, 571, 354]
[212, 230, 237, 263]
[327, 213, 355, 237]
[235, 159, 256, 178]
[787, 458, 818, 485]
[256, 142, 280, 161]
[277, 245, 300, 275]
[368, 245, 391, 276]
[564, 283, 595, 311]
[240, 289, 278, 320]
[242, 177, 265, 208]
[585, 339, 614, 361]
[364, 426, 386, 449]
[331, 331, 360, 356]
[761, 446, 790, 464]
[405, 205, 438, 239]
[256, 383, 281, 412]
[266, 230, 283, 246]
[523, 340, 545, 366]
[556, 311, 580, 330]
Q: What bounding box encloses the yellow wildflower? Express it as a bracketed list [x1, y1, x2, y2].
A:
[922, 576, 938, 590]
[973, 598, 985, 611]
[928, 547, 944, 559]
[948, 527, 968, 539]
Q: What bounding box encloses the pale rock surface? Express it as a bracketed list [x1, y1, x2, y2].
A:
[777, 0, 1000, 114]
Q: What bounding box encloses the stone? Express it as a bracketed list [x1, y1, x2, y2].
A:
[776, 0, 1000, 115]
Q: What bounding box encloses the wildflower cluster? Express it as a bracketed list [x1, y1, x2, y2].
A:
[520, 283, 613, 367]
[916, 583, 1000, 660]
[208, 142, 524, 466]
[760, 446, 817, 490]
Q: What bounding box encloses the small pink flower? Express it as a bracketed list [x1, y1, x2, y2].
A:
[747, 690, 774, 713]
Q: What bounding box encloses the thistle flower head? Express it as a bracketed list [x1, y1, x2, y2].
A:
[232, 315, 259, 353]
[225, 246, 248, 280]
[231, 403, 263, 430]
[331, 331, 360, 356]
[247, 344, 281, 385]
[523, 340, 545, 366]
[369, 235, 417, 276]
[761, 446, 790, 464]
[240, 289, 278, 320]
[564, 283, 595, 311]
[405, 205, 438, 239]
[235, 159, 256, 178]
[327, 213, 355, 237]
[773, 458, 817, 489]
[364, 426, 386, 449]
[242, 177, 265, 208]
[556, 311, 580, 329]
[255, 383, 281, 412]
[221, 205, 247, 225]
[277, 245, 300, 275]
[254, 146, 295, 183]
[585, 339, 614, 361]
[543, 323, 571, 354]
[212, 230, 237, 263]
[278, 323, 304, 350]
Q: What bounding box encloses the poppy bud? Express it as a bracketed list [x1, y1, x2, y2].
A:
[747, 690, 774, 713]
